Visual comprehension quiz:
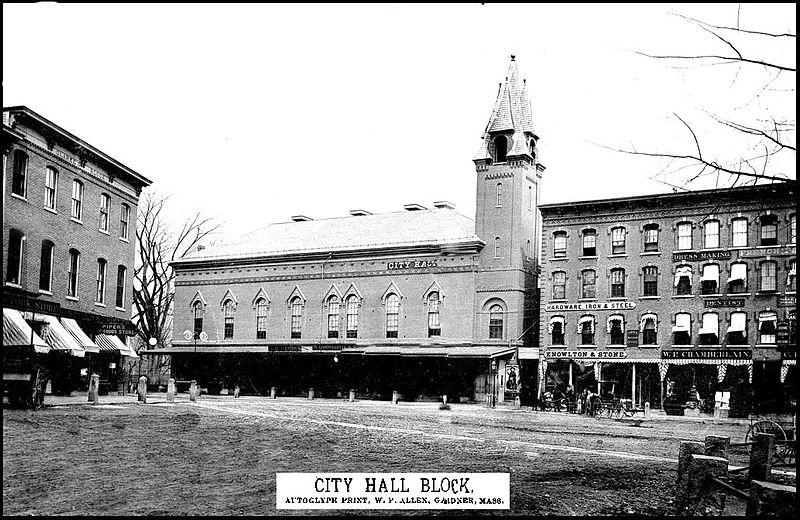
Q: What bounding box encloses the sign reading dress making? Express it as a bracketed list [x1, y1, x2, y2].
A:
[545, 301, 635, 312]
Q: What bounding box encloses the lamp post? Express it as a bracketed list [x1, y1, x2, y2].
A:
[490, 359, 497, 408]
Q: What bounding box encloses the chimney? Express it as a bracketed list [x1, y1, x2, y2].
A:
[349, 209, 372, 216]
[432, 201, 455, 210]
[291, 215, 313, 222]
[403, 203, 427, 211]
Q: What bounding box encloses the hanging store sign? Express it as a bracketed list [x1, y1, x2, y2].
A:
[661, 349, 752, 360]
[673, 251, 731, 262]
[3, 293, 62, 315]
[387, 260, 438, 270]
[544, 350, 627, 359]
[776, 321, 791, 347]
[737, 247, 795, 258]
[778, 296, 796, 307]
[545, 301, 635, 312]
[626, 330, 639, 348]
[96, 321, 138, 336]
[704, 298, 746, 308]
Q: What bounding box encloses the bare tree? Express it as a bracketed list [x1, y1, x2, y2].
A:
[618, 9, 795, 191]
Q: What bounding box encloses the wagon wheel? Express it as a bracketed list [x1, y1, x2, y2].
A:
[745, 420, 788, 463]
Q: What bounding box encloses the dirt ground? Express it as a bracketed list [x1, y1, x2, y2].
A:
[1, 397, 769, 516]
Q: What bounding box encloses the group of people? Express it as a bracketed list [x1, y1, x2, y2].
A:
[539, 384, 603, 416]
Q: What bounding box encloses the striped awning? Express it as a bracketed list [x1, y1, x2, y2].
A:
[60, 318, 100, 353]
[3, 309, 50, 354]
[664, 358, 752, 366]
[95, 334, 137, 358]
[38, 314, 85, 357]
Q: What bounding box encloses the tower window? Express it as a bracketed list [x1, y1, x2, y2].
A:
[494, 237, 501, 259]
[496, 182, 502, 207]
[489, 305, 504, 339]
[493, 135, 508, 163]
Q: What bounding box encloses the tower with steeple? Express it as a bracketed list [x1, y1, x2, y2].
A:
[472, 55, 544, 346]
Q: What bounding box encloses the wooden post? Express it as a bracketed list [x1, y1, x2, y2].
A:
[596, 363, 601, 395]
[308, 388, 314, 400]
[349, 389, 355, 402]
[234, 385, 240, 398]
[392, 390, 399, 405]
[88, 374, 100, 404]
[748, 432, 775, 482]
[189, 380, 198, 402]
[270, 386, 277, 399]
[568, 363, 573, 387]
[137, 376, 147, 404]
[166, 378, 176, 402]
[675, 441, 705, 515]
[631, 363, 636, 405]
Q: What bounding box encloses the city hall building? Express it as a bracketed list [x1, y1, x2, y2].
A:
[159, 56, 544, 404]
[538, 183, 796, 415]
[3, 106, 152, 403]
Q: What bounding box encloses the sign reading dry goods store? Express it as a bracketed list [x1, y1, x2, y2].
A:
[387, 260, 438, 270]
[661, 349, 752, 360]
[545, 350, 628, 359]
[545, 301, 636, 312]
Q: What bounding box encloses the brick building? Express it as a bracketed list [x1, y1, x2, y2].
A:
[3, 106, 152, 401]
[154, 56, 543, 404]
[538, 183, 796, 415]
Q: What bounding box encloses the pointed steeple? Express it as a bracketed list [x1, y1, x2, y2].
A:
[474, 55, 537, 160]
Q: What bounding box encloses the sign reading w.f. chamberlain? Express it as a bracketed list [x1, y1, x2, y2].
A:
[661, 349, 752, 360]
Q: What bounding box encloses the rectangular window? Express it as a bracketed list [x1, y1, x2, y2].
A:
[6, 231, 24, 285]
[71, 180, 84, 220]
[728, 263, 747, 294]
[791, 214, 797, 244]
[759, 314, 777, 344]
[675, 266, 692, 295]
[582, 270, 596, 299]
[11, 151, 27, 198]
[39, 242, 54, 292]
[224, 318, 234, 339]
[727, 312, 747, 345]
[256, 317, 267, 339]
[644, 226, 659, 252]
[99, 194, 110, 232]
[582, 231, 596, 256]
[760, 218, 778, 246]
[701, 264, 719, 295]
[611, 228, 625, 255]
[699, 313, 719, 345]
[551, 323, 564, 345]
[554, 233, 567, 258]
[115, 266, 126, 308]
[68, 250, 80, 297]
[44, 167, 57, 210]
[552, 272, 566, 300]
[346, 298, 358, 339]
[194, 317, 203, 337]
[677, 223, 692, 250]
[732, 218, 748, 247]
[673, 313, 691, 345]
[611, 269, 625, 297]
[120, 204, 130, 240]
[96, 259, 107, 304]
[760, 262, 777, 291]
[704, 221, 719, 249]
[643, 266, 658, 296]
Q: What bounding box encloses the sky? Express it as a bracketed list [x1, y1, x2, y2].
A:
[3, 3, 796, 242]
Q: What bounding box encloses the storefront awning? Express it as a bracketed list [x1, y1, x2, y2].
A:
[664, 358, 752, 366]
[606, 314, 624, 333]
[577, 315, 594, 334]
[547, 316, 564, 334]
[95, 334, 137, 358]
[3, 308, 50, 354]
[343, 345, 516, 359]
[38, 314, 85, 357]
[639, 313, 657, 332]
[60, 318, 100, 353]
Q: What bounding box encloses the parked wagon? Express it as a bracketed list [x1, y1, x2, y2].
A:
[745, 413, 796, 464]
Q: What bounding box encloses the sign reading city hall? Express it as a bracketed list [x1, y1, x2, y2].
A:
[661, 349, 752, 360]
[387, 260, 438, 270]
[545, 301, 636, 312]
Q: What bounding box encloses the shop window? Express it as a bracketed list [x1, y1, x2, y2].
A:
[727, 312, 747, 345]
[643, 224, 659, 252]
[699, 312, 719, 345]
[385, 293, 400, 338]
[489, 305, 504, 339]
[549, 316, 565, 345]
[581, 269, 596, 299]
[674, 265, 692, 295]
[759, 261, 777, 292]
[223, 299, 235, 339]
[732, 218, 748, 247]
[44, 167, 58, 210]
[6, 229, 25, 285]
[116, 266, 127, 309]
[193, 301, 204, 339]
[677, 222, 693, 250]
[39, 240, 54, 292]
[582, 229, 597, 256]
[643, 266, 658, 296]
[99, 194, 110, 232]
[427, 292, 441, 337]
[553, 232, 567, 258]
[290, 297, 303, 339]
[728, 263, 747, 294]
[610, 268, 625, 297]
[760, 215, 778, 246]
[758, 312, 777, 344]
[704, 220, 720, 249]
[256, 298, 268, 339]
[67, 248, 80, 297]
[608, 315, 624, 345]
[346, 295, 359, 338]
[493, 135, 507, 163]
[673, 313, 691, 345]
[96, 258, 107, 304]
[552, 271, 566, 300]
[579, 316, 595, 345]
[11, 150, 28, 198]
[611, 227, 626, 255]
[701, 264, 720, 295]
[327, 296, 340, 338]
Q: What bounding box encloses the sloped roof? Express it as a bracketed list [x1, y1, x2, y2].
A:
[175, 208, 482, 265]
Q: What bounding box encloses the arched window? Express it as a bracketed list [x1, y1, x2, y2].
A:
[223, 299, 235, 339]
[427, 292, 441, 337]
[677, 222, 693, 250]
[699, 312, 719, 345]
[704, 220, 720, 249]
[674, 265, 692, 295]
[581, 269, 596, 299]
[549, 316, 565, 345]
[489, 305, 504, 339]
[493, 135, 507, 162]
[673, 313, 692, 345]
[385, 294, 400, 338]
[526, 239, 532, 259]
[71, 180, 84, 220]
[6, 229, 25, 285]
[553, 231, 567, 258]
[44, 167, 58, 210]
[731, 217, 748, 247]
[39, 240, 55, 292]
[494, 237, 501, 259]
[643, 223, 659, 252]
[610, 227, 626, 255]
[759, 260, 777, 292]
[582, 229, 597, 256]
[759, 311, 777, 344]
[610, 268, 625, 297]
[346, 295, 359, 338]
[496, 182, 502, 207]
[643, 266, 658, 296]
[760, 215, 778, 246]
[701, 264, 720, 295]
[578, 315, 595, 345]
[11, 150, 28, 198]
[67, 248, 80, 297]
[99, 194, 110, 232]
[728, 263, 747, 294]
[290, 297, 303, 339]
[96, 258, 107, 304]
[116, 266, 127, 309]
[256, 298, 268, 339]
[642, 315, 657, 345]
[608, 315, 624, 345]
[120, 204, 130, 240]
[552, 271, 566, 300]
[327, 296, 340, 338]
[727, 312, 747, 345]
[193, 301, 204, 339]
